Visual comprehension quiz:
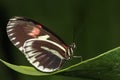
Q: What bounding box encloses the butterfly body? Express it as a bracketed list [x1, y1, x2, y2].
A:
[6, 16, 75, 72]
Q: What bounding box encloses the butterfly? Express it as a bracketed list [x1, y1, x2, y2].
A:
[6, 16, 76, 72]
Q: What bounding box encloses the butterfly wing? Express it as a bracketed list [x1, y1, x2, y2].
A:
[23, 39, 66, 72]
[6, 16, 68, 72]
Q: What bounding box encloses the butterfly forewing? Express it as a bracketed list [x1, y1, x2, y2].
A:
[6, 16, 69, 72]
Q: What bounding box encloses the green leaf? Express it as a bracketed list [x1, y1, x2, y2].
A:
[58, 47, 120, 80]
[1, 46, 120, 80]
[0, 59, 49, 76]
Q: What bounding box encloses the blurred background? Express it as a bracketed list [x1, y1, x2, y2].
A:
[0, 0, 120, 80]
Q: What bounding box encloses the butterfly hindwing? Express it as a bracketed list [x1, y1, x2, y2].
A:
[23, 39, 65, 72]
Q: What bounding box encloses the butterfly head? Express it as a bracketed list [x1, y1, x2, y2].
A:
[66, 43, 76, 60]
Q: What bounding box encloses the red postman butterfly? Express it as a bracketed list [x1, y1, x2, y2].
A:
[6, 16, 76, 72]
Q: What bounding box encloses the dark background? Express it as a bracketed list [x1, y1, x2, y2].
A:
[0, 0, 120, 80]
